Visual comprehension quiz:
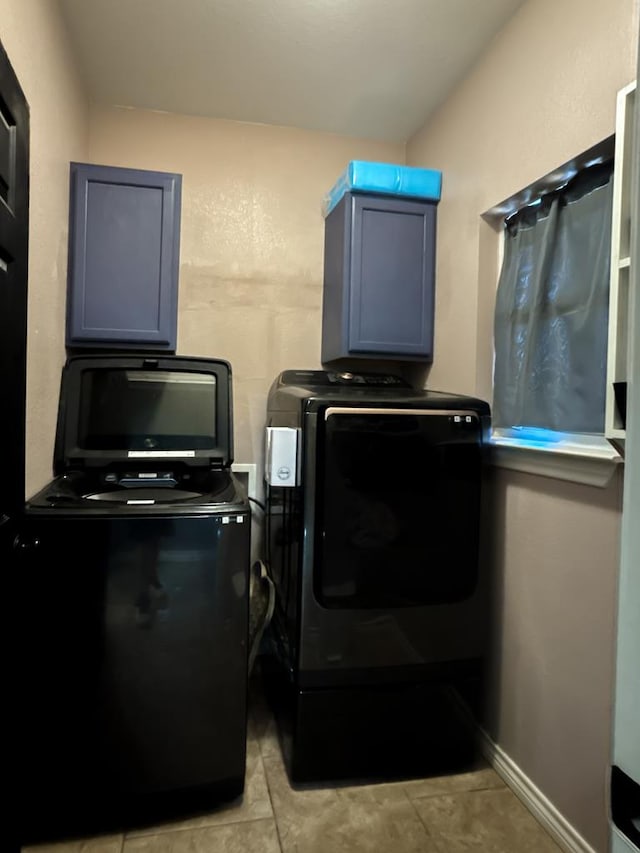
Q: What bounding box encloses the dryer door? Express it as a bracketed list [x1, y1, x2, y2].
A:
[314, 407, 482, 609]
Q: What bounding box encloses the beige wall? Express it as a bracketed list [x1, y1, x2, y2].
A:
[406, 0, 638, 850]
[483, 468, 623, 851]
[86, 106, 404, 469]
[0, 0, 89, 497]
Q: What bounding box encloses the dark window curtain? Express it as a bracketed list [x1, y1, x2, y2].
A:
[493, 165, 613, 433]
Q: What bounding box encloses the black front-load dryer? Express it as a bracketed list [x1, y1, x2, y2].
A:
[263, 369, 491, 784]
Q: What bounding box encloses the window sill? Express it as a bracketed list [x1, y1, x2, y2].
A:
[489, 430, 623, 487]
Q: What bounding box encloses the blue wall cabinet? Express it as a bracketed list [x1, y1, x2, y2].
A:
[67, 162, 182, 350]
[321, 192, 437, 364]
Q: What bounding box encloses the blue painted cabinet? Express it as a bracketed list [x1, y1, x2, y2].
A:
[321, 192, 437, 364]
[66, 162, 182, 350]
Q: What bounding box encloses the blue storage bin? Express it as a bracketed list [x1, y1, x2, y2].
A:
[322, 160, 442, 217]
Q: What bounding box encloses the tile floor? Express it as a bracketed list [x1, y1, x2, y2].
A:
[22, 675, 562, 853]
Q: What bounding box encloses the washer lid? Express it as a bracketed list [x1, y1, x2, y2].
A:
[53, 354, 234, 475]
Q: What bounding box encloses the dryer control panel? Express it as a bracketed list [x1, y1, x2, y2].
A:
[279, 369, 410, 388]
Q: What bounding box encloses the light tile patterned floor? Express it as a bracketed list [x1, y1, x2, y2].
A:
[22, 676, 562, 853]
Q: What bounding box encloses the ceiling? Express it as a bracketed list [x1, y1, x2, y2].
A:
[57, 0, 526, 143]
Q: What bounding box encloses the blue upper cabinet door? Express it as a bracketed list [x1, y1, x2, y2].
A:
[67, 163, 182, 350]
[321, 192, 437, 363]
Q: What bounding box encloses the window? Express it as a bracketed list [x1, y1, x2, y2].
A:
[486, 144, 622, 486]
[493, 162, 613, 434]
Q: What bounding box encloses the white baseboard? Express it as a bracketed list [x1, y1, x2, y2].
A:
[477, 726, 600, 853]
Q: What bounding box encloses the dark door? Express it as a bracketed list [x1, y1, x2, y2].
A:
[1, 38, 29, 853]
[0, 40, 29, 523]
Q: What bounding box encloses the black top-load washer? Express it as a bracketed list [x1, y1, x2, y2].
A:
[18, 355, 251, 844]
[263, 369, 491, 784]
